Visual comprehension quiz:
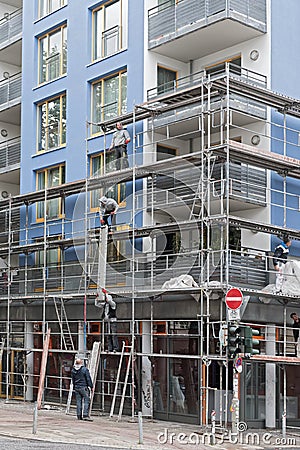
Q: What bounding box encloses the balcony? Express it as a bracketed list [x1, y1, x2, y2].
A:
[0, 72, 21, 114]
[148, 0, 266, 61]
[0, 137, 21, 173]
[147, 161, 267, 213]
[148, 64, 267, 133]
[0, 8, 22, 48]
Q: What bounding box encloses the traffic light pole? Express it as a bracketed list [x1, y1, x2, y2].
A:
[231, 370, 240, 434]
[228, 319, 240, 434]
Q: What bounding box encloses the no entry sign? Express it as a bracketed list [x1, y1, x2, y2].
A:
[225, 288, 243, 310]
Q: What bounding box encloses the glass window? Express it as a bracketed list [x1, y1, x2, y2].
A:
[91, 71, 127, 134]
[157, 66, 177, 95]
[90, 151, 126, 208]
[37, 94, 66, 152]
[35, 237, 61, 266]
[36, 165, 65, 220]
[158, 0, 175, 11]
[206, 56, 241, 77]
[92, 0, 128, 61]
[157, 144, 177, 161]
[39, 25, 67, 84]
[38, 0, 67, 18]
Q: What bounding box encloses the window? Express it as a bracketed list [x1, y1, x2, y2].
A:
[91, 71, 127, 134]
[157, 144, 177, 161]
[37, 93, 66, 152]
[35, 236, 61, 266]
[157, 66, 177, 95]
[90, 152, 126, 208]
[38, 25, 67, 84]
[38, 0, 67, 18]
[92, 0, 128, 61]
[206, 56, 241, 77]
[158, 0, 175, 12]
[36, 165, 65, 220]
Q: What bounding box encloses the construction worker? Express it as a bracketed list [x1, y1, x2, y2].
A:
[71, 358, 93, 421]
[102, 288, 119, 352]
[109, 122, 130, 170]
[273, 236, 291, 292]
[290, 312, 300, 356]
[99, 196, 118, 232]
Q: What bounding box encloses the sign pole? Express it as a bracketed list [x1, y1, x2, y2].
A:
[226, 288, 243, 433]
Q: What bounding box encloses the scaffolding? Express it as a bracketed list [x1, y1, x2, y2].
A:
[1, 62, 300, 426]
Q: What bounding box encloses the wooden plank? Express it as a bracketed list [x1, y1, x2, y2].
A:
[37, 328, 51, 409]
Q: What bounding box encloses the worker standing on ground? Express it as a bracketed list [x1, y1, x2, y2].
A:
[109, 122, 130, 170]
[71, 358, 93, 421]
[99, 196, 118, 232]
[273, 236, 291, 292]
[102, 288, 119, 352]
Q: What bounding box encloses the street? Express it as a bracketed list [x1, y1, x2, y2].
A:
[0, 437, 126, 450]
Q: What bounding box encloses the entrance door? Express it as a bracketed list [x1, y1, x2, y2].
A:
[0, 350, 26, 399]
[241, 361, 265, 427]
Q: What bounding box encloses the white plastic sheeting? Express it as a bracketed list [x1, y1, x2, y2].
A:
[260, 260, 300, 303]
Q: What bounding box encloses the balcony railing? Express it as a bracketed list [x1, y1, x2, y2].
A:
[0, 136, 21, 170]
[149, 0, 266, 49]
[0, 8, 22, 47]
[147, 64, 267, 101]
[0, 72, 22, 109]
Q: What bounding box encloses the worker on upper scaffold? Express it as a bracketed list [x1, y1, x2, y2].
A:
[99, 196, 118, 232]
[273, 235, 292, 292]
[109, 122, 130, 170]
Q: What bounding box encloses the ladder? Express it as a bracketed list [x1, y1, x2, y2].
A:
[66, 341, 102, 414]
[53, 297, 75, 351]
[95, 226, 108, 305]
[109, 340, 134, 421]
[189, 156, 217, 221]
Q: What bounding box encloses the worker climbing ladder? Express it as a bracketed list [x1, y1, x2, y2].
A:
[109, 340, 134, 421]
[66, 341, 101, 414]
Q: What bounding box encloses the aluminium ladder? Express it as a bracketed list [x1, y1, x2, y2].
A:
[53, 297, 75, 351]
[109, 340, 134, 421]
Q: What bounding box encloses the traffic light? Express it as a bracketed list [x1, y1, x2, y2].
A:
[241, 326, 260, 358]
[227, 324, 242, 359]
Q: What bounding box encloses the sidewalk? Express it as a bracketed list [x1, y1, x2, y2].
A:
[0, 401, 212, 450]
[0, 400, 299, 450]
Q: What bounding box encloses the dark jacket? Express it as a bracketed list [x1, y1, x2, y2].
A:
[71, 365, 93, 390]
[273, 241, 289, 267]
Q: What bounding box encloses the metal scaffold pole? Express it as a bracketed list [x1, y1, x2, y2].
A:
[131, 103, 137, 418]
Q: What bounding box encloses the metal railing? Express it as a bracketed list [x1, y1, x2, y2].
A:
[0, 8, 22, 47]
[0, 136, 21, 170]
[147, 64, 267, 100]
[0, 72, 21, 109]
[148, 0, 266, 48]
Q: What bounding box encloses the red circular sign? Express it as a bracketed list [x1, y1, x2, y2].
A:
[225, 288, 243, 310]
